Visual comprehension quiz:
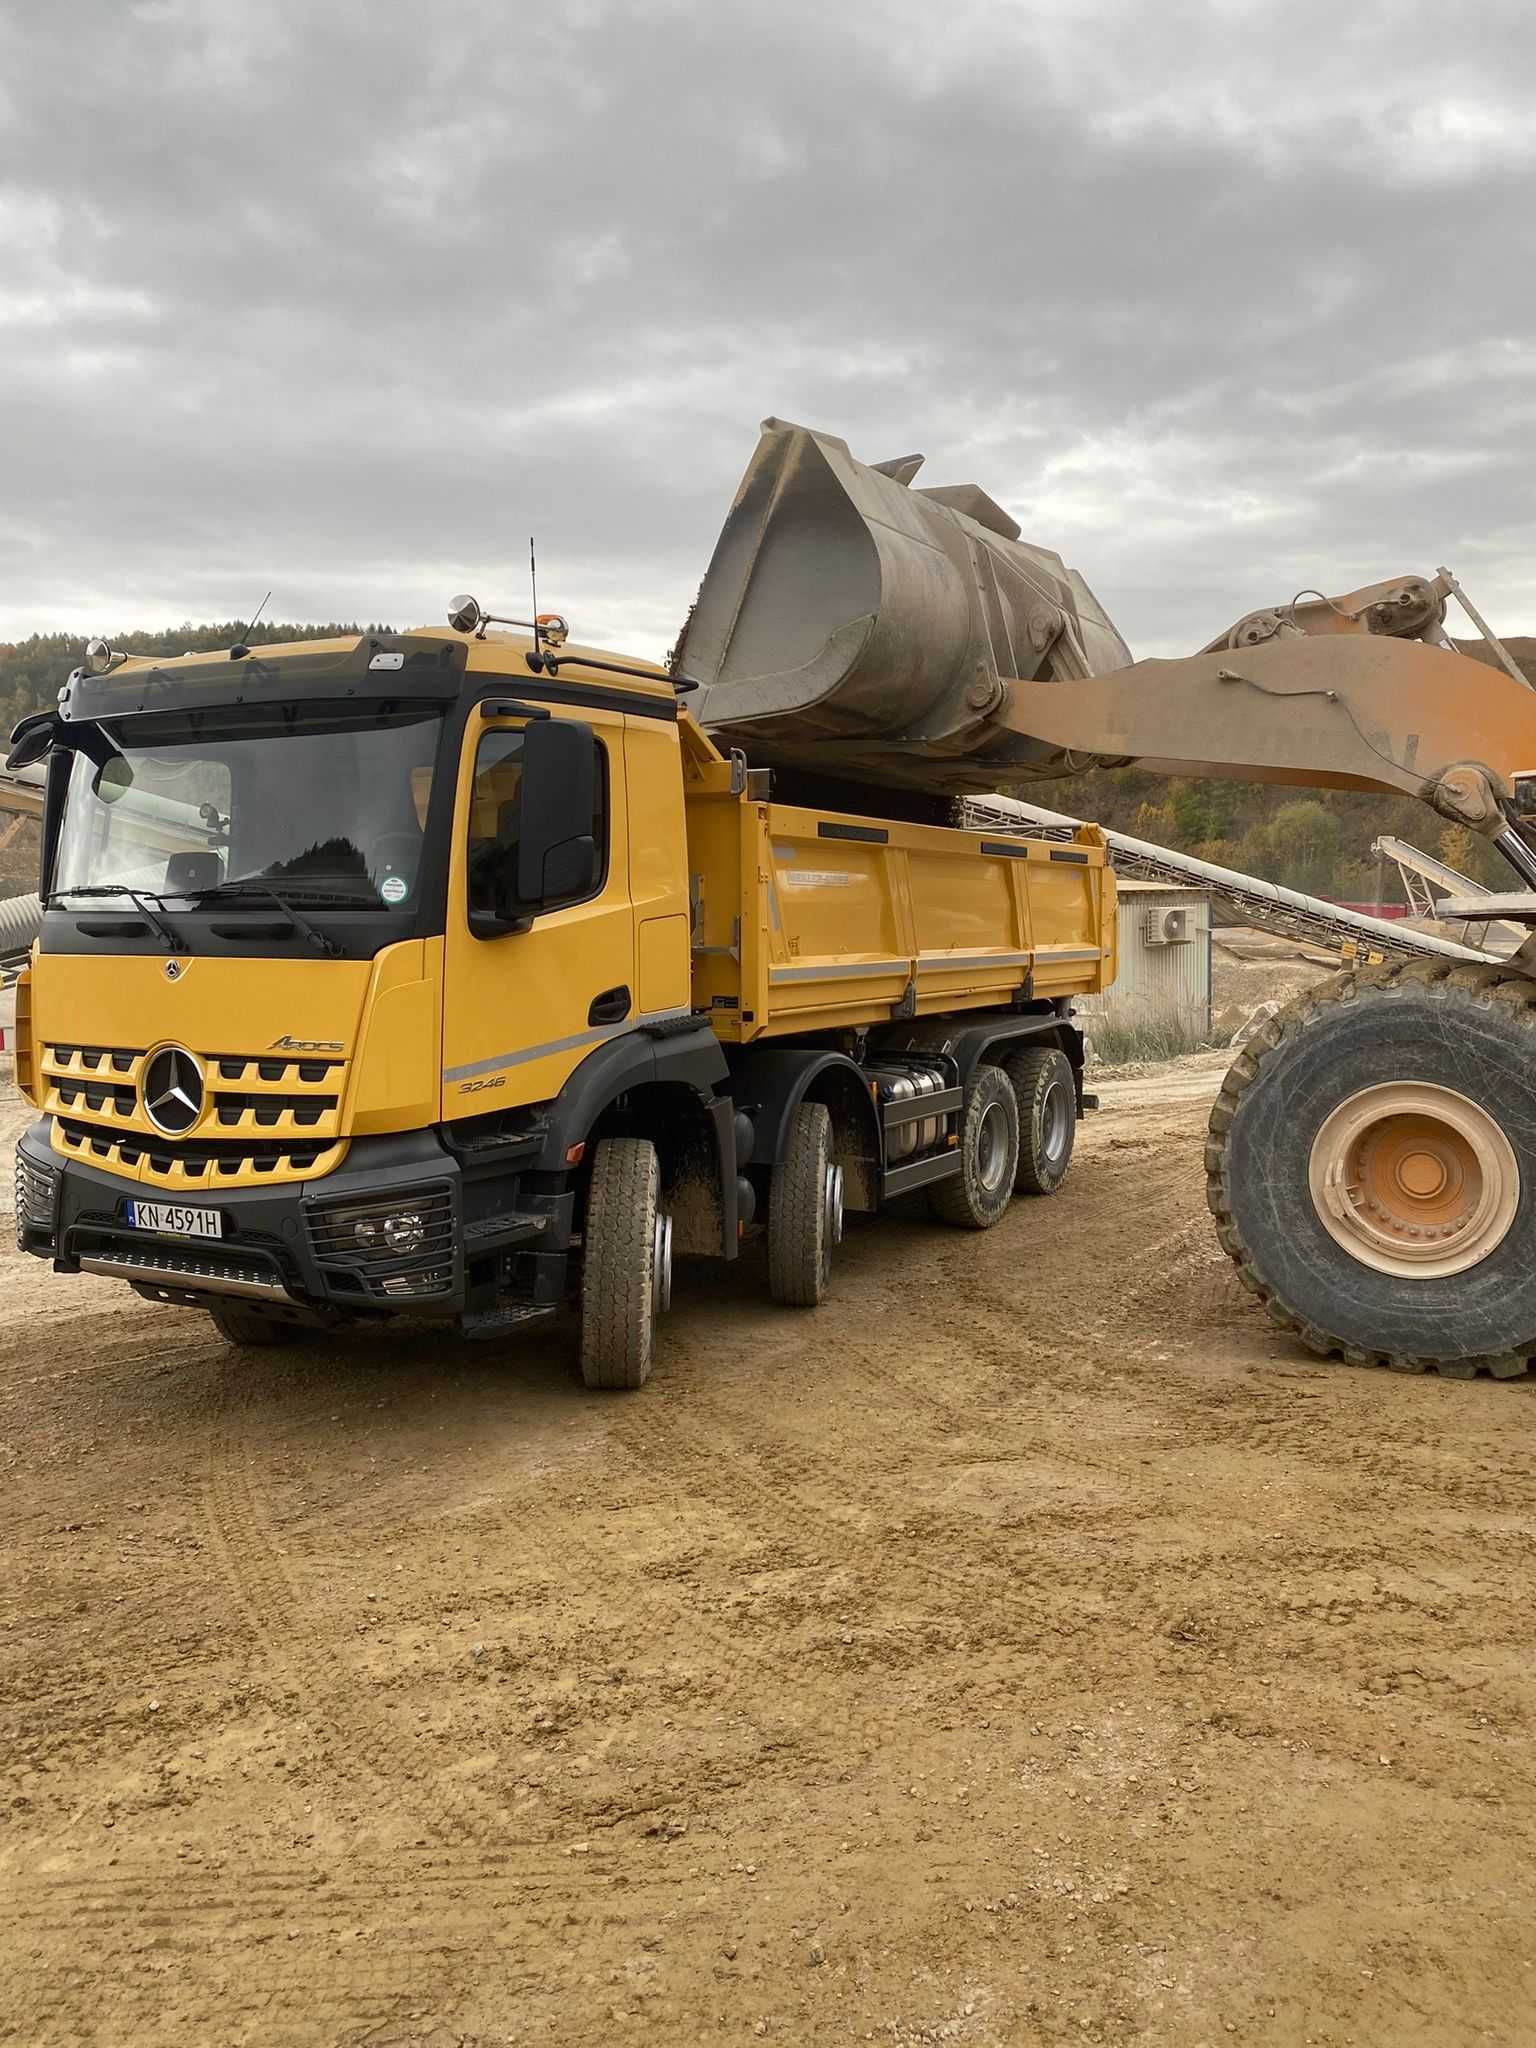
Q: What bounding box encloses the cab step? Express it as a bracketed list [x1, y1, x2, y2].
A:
[459, 1302, 560, 1340]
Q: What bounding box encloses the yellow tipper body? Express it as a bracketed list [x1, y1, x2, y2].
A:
[679, 716, 1114, 1042]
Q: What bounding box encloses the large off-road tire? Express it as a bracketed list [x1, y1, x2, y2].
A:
[1004, 1045, 1076, 1196]
[579, 1137, 671, 1390]
[207, 1302, 301, 1348]
[768, 1101, 843, 1307]
[929, 1064, 1019, 1230]
[1207, 957, 1536, 1379]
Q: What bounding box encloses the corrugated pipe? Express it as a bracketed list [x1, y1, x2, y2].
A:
[0, 892, 42, 963]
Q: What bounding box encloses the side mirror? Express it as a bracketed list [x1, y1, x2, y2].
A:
[91, 755, 136, 805]
[516, 718, 597, 907]
[6, 714, 57, 772]
[538, 834, 598, 903]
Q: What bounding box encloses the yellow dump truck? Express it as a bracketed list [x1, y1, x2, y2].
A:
[9, 626, 1112, 1385]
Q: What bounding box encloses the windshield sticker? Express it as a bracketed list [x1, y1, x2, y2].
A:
[380, 875, 409, 905]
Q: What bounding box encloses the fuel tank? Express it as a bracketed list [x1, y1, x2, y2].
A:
[674, 418, 1134, 796]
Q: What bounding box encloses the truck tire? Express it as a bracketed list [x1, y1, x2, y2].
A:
[207, 1302, 300, 1348]
[929, 1064, 1019, 1230]
[768, 1101, 842, 1307]
[579, 1137, 671, 1390]
[1207, 958, 1536, 1379]
[1004, 1045, 1076, 1195]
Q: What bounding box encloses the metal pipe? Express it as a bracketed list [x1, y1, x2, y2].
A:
[1493, 825, 1536, 890]
[1439, 568, 1532, 692]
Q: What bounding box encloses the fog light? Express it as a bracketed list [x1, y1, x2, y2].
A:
[381, 1266, 451, 1297]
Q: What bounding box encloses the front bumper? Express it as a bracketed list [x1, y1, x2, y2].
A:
[17, 1119, 479, 1318]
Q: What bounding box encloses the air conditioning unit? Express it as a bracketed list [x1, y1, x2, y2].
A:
[1143, 906, 1189, 946]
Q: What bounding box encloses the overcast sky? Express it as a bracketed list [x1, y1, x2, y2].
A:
[2, 0, 1533, 664]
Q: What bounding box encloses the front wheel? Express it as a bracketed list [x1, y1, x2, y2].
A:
[207, 1302, 301, 1348]
[1208, 960, 1536, 1378]
[579, 1137, 671, 1389]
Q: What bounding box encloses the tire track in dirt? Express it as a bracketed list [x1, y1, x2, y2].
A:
[197, 1350, 627, 1883]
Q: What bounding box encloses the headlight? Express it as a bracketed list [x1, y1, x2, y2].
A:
[351, 1210, 426, 1254]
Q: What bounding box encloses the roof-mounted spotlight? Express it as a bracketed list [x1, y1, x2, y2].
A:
[535, 612, 569, 649]
[447, 594, 484, 635]
[84, 637, 122, 676]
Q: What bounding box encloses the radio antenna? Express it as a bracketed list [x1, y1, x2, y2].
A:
[229, 588, 272, 660]
[529, 537, 542, 658]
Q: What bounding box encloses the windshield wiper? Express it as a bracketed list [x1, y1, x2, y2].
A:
[191, 880, 341, 957]
[46, 883, 187, 954]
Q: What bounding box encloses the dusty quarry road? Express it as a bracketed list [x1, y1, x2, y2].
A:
[2, 1055, 1534, 2048]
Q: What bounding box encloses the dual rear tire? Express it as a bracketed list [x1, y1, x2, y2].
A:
[929, 1047, 1077, 1228]
[768, 1102, 844, 1307]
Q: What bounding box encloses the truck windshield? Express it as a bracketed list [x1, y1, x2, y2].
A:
[52, 702, 447, 911]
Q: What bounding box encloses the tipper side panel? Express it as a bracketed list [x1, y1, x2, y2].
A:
[742, 805, 1112, 1040]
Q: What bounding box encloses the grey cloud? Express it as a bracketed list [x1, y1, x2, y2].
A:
[1, 0, 1533, 660]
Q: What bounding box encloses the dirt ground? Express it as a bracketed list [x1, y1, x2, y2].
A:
[3, 1057, 1535, 2048]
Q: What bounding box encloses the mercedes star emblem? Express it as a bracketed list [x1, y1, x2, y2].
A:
[142, 1045, 204, 1135]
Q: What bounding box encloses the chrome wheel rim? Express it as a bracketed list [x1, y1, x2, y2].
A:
[1040, 1079, 1071, 1164]
[976, 1100, 1012, 1195]
[824, 1162, 845, 1252]
[652, 1211, 673, 1318]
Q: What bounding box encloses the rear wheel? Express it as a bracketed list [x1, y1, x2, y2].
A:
[1004, 1045, 1076, 1195]
[768, 1101, 842, 1306]
[580, 1137, 671, 1390]
[207, 1302, 301, 1348]
[1207, 959, 1536, 1378]
[929, 1065, 1019, 1230]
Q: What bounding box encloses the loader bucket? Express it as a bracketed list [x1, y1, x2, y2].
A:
[675, 419, 1133, 794]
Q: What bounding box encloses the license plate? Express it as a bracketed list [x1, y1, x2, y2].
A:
[125, 1201, 226, 1241]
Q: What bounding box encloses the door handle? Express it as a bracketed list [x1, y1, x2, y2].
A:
[588, 985, 632, 1026]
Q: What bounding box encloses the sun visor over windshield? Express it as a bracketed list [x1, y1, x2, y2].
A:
[59, 635, 467, 725]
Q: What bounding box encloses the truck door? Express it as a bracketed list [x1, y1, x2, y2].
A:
[440, 705, 638, 1119]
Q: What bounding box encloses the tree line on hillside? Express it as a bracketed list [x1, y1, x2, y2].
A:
[2, 626, 1530, 904]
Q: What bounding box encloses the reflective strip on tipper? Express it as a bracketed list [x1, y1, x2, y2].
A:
[767, 959, 909, 985]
